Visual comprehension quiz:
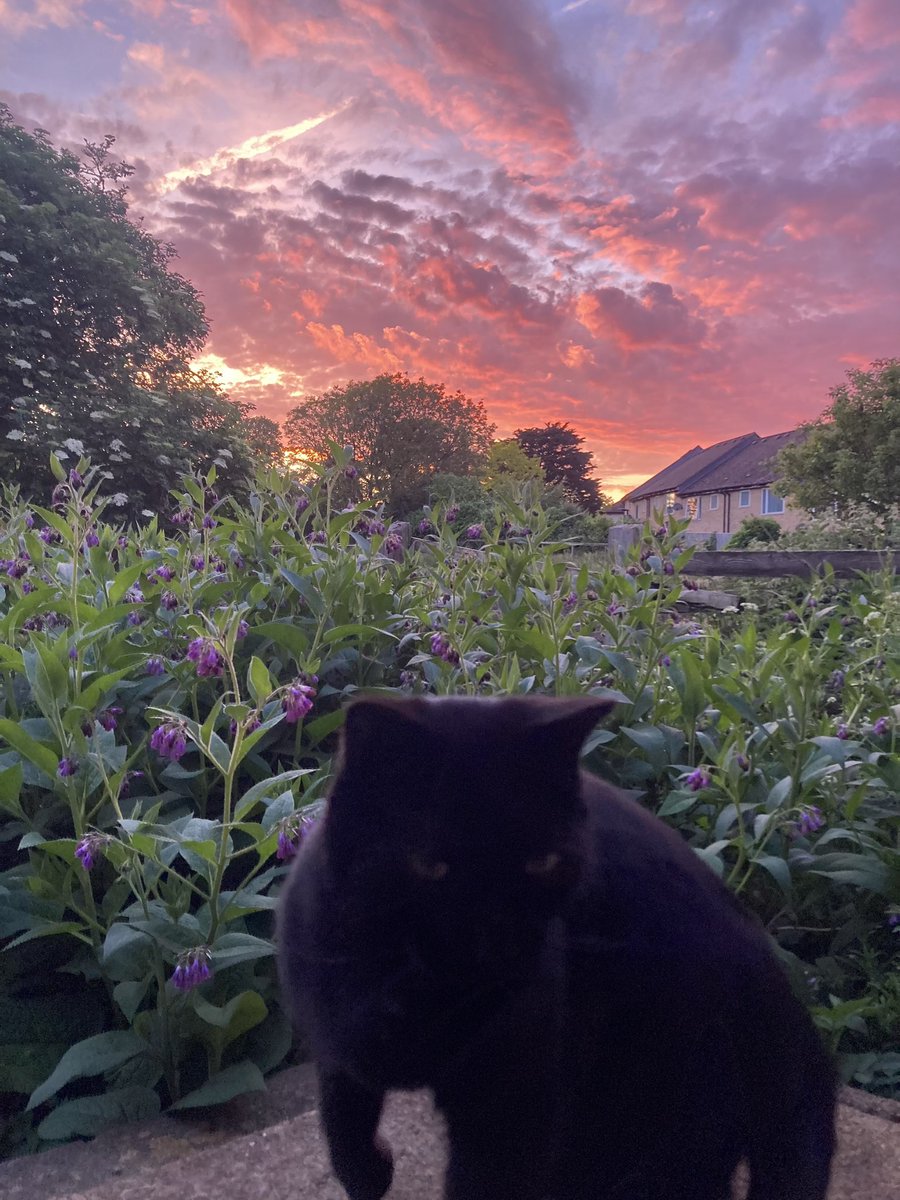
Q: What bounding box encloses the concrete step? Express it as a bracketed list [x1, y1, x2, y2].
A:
[2, 1072, 898, 1200]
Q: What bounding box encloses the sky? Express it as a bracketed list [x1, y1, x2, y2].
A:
[1, 0, 899, 498]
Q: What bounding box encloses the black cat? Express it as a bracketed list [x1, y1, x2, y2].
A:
[276, 695, 836, 1200]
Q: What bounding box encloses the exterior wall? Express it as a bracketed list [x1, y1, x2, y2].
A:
[623, 487, 807, 533]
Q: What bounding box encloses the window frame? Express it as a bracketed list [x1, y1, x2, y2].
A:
[762, 488, 785, 515]
[738, 489, 751, 508]
[708, 494, 719, 511]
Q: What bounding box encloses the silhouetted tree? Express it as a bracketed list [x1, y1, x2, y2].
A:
[514, 421, 604, 512]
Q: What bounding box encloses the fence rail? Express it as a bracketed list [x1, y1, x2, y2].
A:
[685, 549, 897, 579]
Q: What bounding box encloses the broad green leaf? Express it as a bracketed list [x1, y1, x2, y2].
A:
[28, 1031, 153, 1110]
[0, 762, 24, 818]
[37, 1086, 161, 1140]
[192, 990, 267, 1047]
[169, 1060, 265, 1110]
[0, 718, 58, 777]
[211, 932, 275, 969]
[0, 1043, 69, 1095]
[234, 769, 310, 820]
[247, 656, 272, 706]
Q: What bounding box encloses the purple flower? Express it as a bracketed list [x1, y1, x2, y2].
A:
[445, 504, 460, 523]
[836, 723, 849, 740]
[211, 558, 228, 574]
[127, 611, 143, 627]
[399, 669, 417, 689]
[146, 655, 165, 676]
[150, 720, 189, 762]
[275, 813, 317, 861]
[202, 514, 217, 530]
[83, 532, 100, 549]
[872, 716, 890, 736]
[155, 564, 175, 582]
[795, 806, 825, 836]
[888, 913, 900, 929]
[6, 557, 29, 579]
[383, 533, 403, 555]
[74, 833, 108, 871]
[416, 519, 435, 536]
[171, 508, 192, 526]
[69, 468, 84, 488]
[356, 517, 386, 537]
[344, 465, 358, 480]
[124, 585, 144, 604]
[68, 645, 77, 659]
[282, 682, 316, 723]
[57, 757, 78, 778]
[585, 589, 598, 602]
[24, 511, 34, 529]
[190, 554, 205, 571]
[828, 669, 845, 693]
[236, 619, 250, 639]
[160, 590, 179, 611]
[229, 711, 261, 737]
[171, 946, 212, 992]
[684, 768, 711, 792]
[119, 770, 144, 798]
[783, 610, 800, 624]
[307, 530, 327, 545]
[98, 706, 123, 732]
[562, 592, 578, 614]
[39, 526, 61, 545]
[116, 535, 129, 550]
[659, 654, 672, 667]
[736, 754, 751, 772]
[186, 636, 223, 678]
[429, 632, 460, 664]
[295, 494, 310, 515]
[607, 601, 625, 618]
[22, 579, 35, 594]
[465, 523, 484, 540]
[663, 559, 675, 576]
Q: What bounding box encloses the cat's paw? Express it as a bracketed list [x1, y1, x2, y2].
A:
[337, 1136, 394, 1200]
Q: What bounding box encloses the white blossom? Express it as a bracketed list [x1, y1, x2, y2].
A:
[63, 438, 84, 454]
[5, 429, 25, 440]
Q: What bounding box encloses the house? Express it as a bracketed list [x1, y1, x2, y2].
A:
[622, 429, 807, 535]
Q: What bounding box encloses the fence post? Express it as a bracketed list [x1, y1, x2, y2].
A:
[608, 524, 641, 565]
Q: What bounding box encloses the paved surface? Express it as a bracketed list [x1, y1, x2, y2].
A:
[1, 1069, 897, 1200]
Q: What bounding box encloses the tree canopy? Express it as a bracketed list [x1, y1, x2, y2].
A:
[0, 108, 265, 514]
[777, 359, 900, 515]
[282, 373, 495, 515]
[513, 421, 605, 512]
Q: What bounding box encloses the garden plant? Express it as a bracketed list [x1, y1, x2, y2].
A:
[0, 451, 897, 1157]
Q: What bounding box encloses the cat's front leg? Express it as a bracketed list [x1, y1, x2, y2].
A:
[318, 1070, 394, 1200]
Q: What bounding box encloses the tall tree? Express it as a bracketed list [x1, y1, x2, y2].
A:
[283, 373, 495, 515]
[777, 359, 900, 515]
[514, 421, 605, 512]
[0, 108, 265, 514]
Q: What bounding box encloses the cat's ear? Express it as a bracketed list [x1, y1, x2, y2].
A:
[340, 696, 432, 770]
[522, 696, 616, 761]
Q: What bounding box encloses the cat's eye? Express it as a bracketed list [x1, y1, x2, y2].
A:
[409, 854, 449, 881]
[525, 852, 562, 876]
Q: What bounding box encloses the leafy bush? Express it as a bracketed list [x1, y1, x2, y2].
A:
[728, 517, 783, 548]
[0, 462, 898, 1155]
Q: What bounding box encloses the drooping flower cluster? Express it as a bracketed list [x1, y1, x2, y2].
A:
[465, 523, 484, 541]
[430, 632, 460, 664]
[74, 832, 110, 871]
[276, 813, 318, 861]
[146, 656, 165, 676]
[186, 636, 223, 678]
[282, 681, 317, 723]
[150, 720, 189, 762]
[355, 517, 386, 538]
[794, 806, 825, 837]
[97, 706, 123, 732]
[171, 946, 212, 992]
[57, 756, 78, 778]
[684, 767, 711, 792]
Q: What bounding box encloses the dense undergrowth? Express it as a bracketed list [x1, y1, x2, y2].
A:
[0, 453, 897, 1156]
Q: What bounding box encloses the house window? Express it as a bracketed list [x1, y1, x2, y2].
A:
[666, 491, 676, 513]
[708, 494, 719, 511]
[762, 488, 784, 515]
[685, 496, 698, 518]
[739, 489, 750, 508]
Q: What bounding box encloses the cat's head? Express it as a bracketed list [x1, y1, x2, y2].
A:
[322, 695, 613, 946]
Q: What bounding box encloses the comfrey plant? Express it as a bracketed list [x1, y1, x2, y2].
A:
[0, 471, 897, 1155]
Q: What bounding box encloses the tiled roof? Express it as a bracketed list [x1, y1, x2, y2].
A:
[689, 429, 807, 493]
[623, 433, 758, 501]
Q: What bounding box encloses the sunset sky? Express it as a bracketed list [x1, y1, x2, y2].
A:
[2, 0, 898, 497]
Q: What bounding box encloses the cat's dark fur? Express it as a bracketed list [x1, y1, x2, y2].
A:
[276, 695, 836, 1200]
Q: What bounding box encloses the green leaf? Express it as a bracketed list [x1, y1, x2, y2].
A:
[808, 853, 891, 895]
[169, 1060, 265, 1110]
[322, 623, 397, 645]
[211, 932, 275, 969]
[114, 980, 149, 1023]
[0, 762, 24, 818]
[37, 1086, 161, 1140]
[28, 1031, 153, 1110]
[234, 769, 309, 820]
[192, 990, 267, 1048]
[753, 854, 793, 895]
[109, 562, 148, 604]
[247, 656, 272, 706]
[254, 621, 310, 661]
[0, 717, 59, 778]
